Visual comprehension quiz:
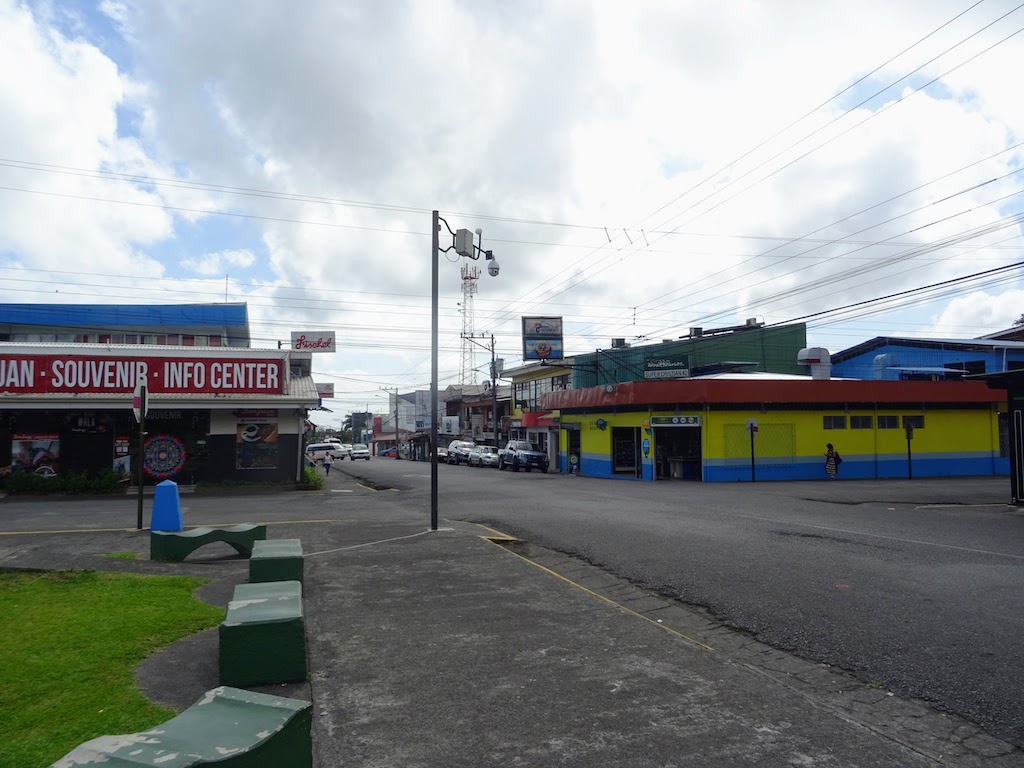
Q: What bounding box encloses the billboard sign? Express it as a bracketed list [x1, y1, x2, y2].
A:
[644, 355, 690, 380]
[316, 383, 335, 398]
[0, 354, 284, 395]
[290, 331, 336, 353]
[522, 316, 564, 360]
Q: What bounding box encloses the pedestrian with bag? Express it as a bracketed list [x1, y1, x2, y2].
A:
[323, 450, 333, 477]
[825, 443, 842, 479]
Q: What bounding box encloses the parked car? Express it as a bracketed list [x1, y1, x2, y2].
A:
[446, 439, 475, 465]
[306, 442, 350, 464]
[435, 447, 448, 460]
[380, 447, 397, 457]
[468, 445, 500, 468]
[349, 443, 371, 460]
[498, 440, 549, 473]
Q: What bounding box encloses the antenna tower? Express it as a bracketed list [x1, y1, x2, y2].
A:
[459, 263, 480, 384]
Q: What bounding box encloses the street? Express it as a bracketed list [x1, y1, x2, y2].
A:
[341, 459, 1024, 748]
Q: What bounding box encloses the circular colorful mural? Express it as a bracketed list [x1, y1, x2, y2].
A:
[144, 434, 187, 479]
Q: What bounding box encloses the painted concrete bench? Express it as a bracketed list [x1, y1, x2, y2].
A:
[150, 523, 267, 562]
[249, 538, 304, 589]
[50, 685, 312, 767]
[220, 580, 306, 687]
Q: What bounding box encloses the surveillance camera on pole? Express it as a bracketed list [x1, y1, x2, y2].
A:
[486, 252, 499, 277]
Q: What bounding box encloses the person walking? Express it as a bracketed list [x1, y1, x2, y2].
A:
[825, 443, 841, 480]
[323, 450, 333, 477]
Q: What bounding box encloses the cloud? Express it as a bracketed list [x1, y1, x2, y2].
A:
[3, 0, 1024, 423]
[181, 248, 255, 276]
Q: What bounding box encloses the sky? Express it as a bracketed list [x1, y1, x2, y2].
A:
[2, 0, 1023, 427]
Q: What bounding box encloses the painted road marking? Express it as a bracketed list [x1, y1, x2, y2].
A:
[0, 519, 336, 536]
[472, 522, 714, 653]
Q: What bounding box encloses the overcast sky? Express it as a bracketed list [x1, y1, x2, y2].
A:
[2, 0, 1023, 425]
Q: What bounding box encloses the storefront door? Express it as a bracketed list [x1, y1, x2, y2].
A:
[612, 426, 641, 477]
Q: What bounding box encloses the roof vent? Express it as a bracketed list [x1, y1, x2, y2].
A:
[745, 317, 759, 326]
[611, 338, 627, 349]
[689, 327, 703, 338]
[797, 347, 832, 380]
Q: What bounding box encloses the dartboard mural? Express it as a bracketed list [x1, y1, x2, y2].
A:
[144, 434, 187, 479]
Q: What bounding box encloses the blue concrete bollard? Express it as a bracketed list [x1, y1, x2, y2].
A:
[151, 480, 184, 532]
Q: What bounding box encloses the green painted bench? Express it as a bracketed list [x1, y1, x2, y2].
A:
[50, 685, 311, 767]
[220, 580, 306, 687]
[249, 538, 304, 589]
[150, 523, 267, 562]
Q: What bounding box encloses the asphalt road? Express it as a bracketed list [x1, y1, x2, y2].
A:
[342, 459, 1024, 748]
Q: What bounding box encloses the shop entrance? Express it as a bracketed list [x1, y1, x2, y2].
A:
[654, 425, 702, 480]
[566, 428, 581, 473]
[612, 426, 641, 478]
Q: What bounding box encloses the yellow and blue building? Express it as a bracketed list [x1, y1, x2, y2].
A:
[542, 376, 1006, 482]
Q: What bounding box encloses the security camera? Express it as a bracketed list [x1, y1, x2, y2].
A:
[487, 258, 500, 277]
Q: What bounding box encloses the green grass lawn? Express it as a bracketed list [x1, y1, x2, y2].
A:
[0, 570, 224, 768]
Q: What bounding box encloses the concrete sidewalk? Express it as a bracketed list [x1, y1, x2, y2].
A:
[2, 483, 1021, 767]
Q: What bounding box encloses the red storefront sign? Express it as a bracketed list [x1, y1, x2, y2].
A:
[0, 354, 284, 395]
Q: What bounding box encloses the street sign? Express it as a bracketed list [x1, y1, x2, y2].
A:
[132, 381, 148, 423]
[746, 417, 759, 435]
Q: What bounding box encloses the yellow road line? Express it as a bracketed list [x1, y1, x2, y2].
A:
[0, 519, 337, 536]
[0, 527, 139, 535]
[479, 533, 715, 653]
[472, 522, 518, 540]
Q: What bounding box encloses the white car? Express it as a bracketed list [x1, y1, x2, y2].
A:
[306, 442, 350, 463]
[349, 443, 371, 460]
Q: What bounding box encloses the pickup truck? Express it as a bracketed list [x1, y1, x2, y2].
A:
[498, 440, 549, 473]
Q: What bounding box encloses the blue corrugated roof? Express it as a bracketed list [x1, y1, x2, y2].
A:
[0, 303, 248, 327]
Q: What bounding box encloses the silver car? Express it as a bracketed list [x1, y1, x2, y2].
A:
[468, 445, 499, 468]
[349, 443, 371, 460]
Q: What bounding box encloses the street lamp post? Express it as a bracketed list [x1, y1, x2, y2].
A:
[430, 210, 499, 530]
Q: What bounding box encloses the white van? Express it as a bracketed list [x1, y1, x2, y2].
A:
[306, 442, 349, 463]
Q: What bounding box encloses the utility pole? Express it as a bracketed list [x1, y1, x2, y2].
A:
[380, 386, 401, 458]
[490, 334, 501, 448]
[462, 332, 502, 447]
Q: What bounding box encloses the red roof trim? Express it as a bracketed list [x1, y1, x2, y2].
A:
[541, 379, 1004, 410]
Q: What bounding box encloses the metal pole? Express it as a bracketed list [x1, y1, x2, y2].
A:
[491, 334, 498, 449]
[750, 430, 756, 483]
[394, 388, 401, 459]
[907, 436, 913, 479]
[430, 211, 439, 530]
[136, 403, 145, 530]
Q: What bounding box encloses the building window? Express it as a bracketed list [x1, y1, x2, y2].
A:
[208, 335, 223, 347]
[515, 381, 538, 412]
[878, 415, 899, 429]
[823, 415, 846, 430]
[124, 334, 137, 344]
[851, 415, 872, 429]
[552, 374, 569, 390]
[182, 335, 195, 346]
[902, 415, 925, 430]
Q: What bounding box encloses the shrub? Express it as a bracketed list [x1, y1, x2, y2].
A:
[3, 469, 126, 496]
[300, 466, 323, 489]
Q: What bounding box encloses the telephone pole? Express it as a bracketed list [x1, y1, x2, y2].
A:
[380, 386, 401, 458]
[462, 332, 502, 447]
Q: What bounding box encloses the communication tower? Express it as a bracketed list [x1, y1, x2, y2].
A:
[459, 264, 480, 384]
